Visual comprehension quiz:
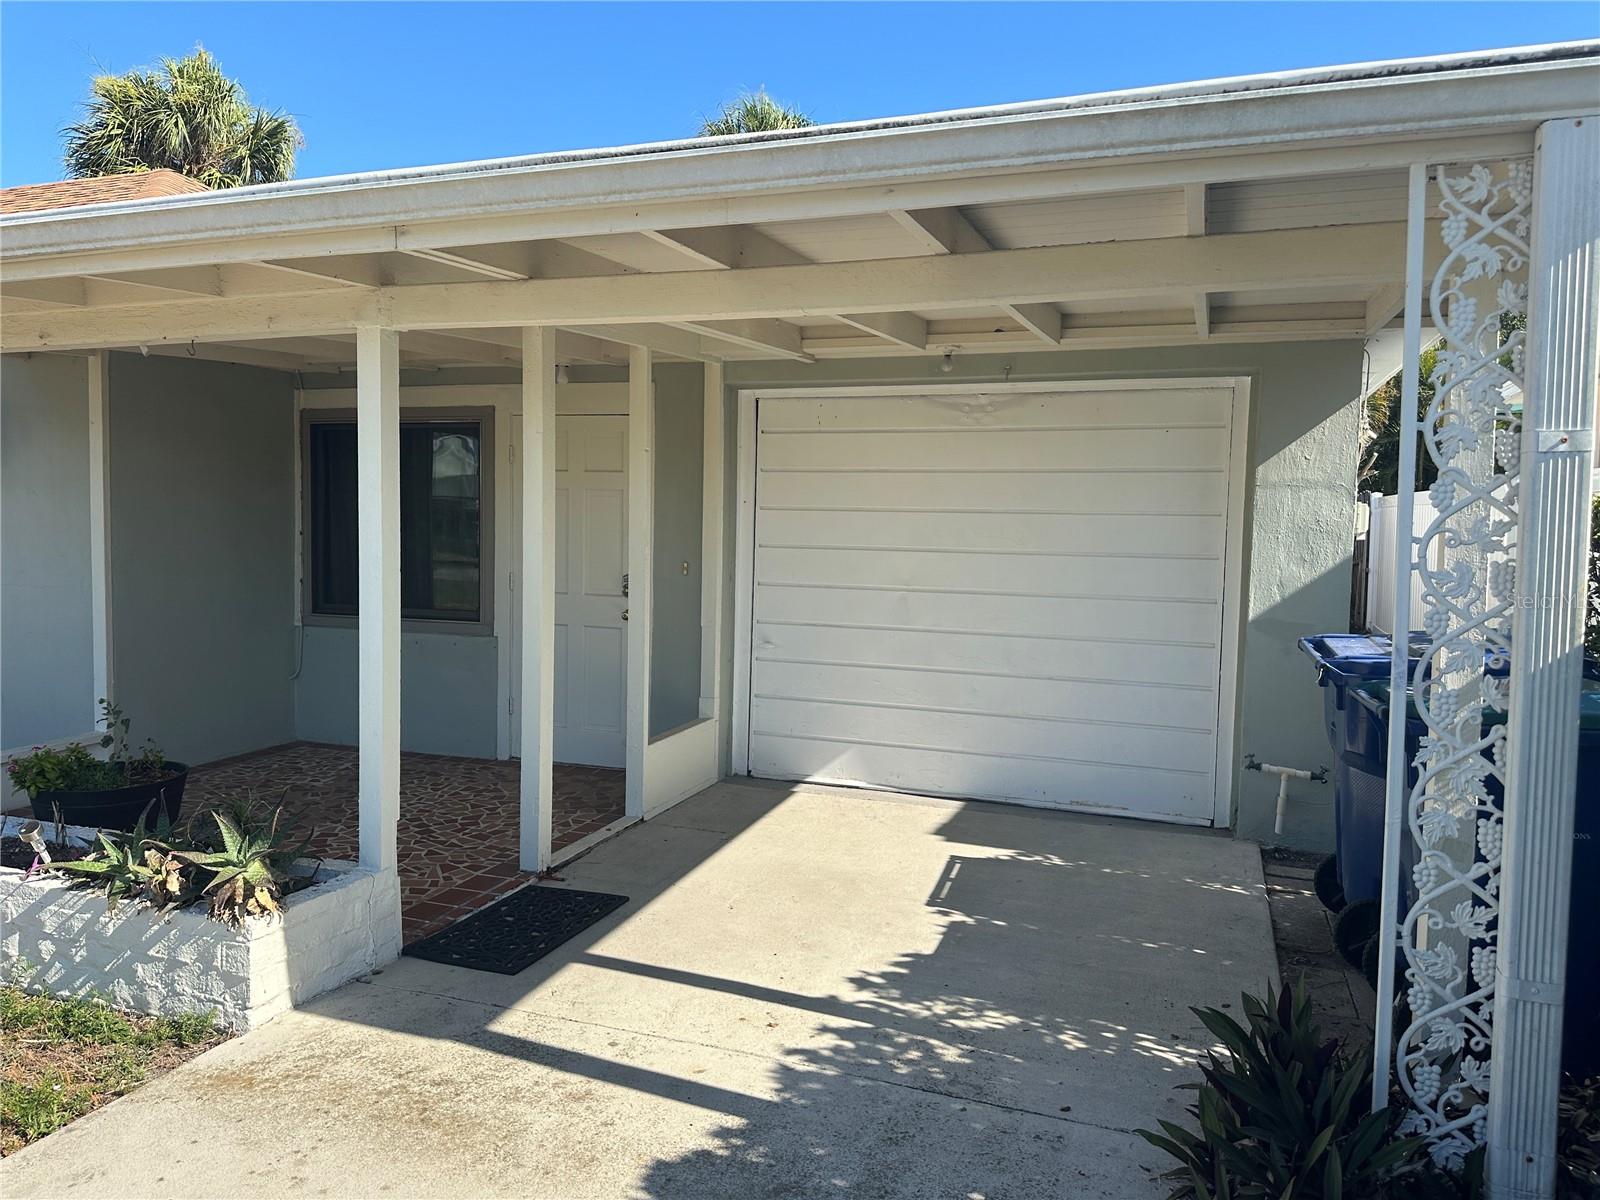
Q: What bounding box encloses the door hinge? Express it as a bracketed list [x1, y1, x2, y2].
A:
[508, 441, 516, 465]
[507, 696, 515, 716]
[508, 570, 516, 593]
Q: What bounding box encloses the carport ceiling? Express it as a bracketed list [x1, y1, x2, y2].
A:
[0, 173, 1419, 373]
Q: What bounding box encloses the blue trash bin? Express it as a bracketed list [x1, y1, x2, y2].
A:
[1351, 674, 1600, 1080]
[1297, 634, 1426, 906]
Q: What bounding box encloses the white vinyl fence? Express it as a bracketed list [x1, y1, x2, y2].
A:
[1362, 490, 1440, 636]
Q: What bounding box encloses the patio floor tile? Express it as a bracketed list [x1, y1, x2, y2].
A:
[184, 741, 624, 944]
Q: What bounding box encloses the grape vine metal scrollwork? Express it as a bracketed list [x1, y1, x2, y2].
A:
[1392, 158, 1530, 1167]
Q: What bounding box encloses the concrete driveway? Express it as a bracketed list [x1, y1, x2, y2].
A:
[2, 780, 1276, 1200]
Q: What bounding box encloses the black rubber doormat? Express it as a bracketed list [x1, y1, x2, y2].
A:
[404, 885, 629, 975]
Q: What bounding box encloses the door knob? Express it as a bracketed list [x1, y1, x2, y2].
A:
[621, 609, 629, 622]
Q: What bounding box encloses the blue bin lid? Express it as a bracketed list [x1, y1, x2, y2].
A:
[1297, 633, 1427, 686]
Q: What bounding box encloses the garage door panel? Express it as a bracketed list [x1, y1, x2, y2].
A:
[745, 383, 1235, 824]
[758, 509, 1225, 557]
[755, 583, 1222, 644]
[757, 469, 1228, 516]
[749, 734, 1214, 822]
[757, 545, 1224, 600]
[758, 389, 1232, 432]
[751, 697, 1217, 777]
[758, 623, 1222, 689]
[759, 426, 1231, 474]
[754, 659, 1218, 731]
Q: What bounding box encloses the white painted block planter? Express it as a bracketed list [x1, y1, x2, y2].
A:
[0, 817, 401, 1030]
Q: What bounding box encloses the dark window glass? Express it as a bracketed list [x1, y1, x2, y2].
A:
[307, 420, 483, 622]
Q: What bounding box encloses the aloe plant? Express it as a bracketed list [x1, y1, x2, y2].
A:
[171, 804, 306, 926]
[48, 826, 190, 913]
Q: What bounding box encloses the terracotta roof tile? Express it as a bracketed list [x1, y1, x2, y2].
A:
[0, 170, 210, 215]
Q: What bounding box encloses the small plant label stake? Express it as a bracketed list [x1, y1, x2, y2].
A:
[1389, 157, 1529, 1168]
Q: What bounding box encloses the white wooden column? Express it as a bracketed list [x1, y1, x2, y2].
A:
[1487, 117, 1600, 1200]
[625, 345, 655, 816]
[356, 326, 402, 872]
[519, 328, 558, 871]
[698, 361, 726, 723]
[87, 350, 113, 717]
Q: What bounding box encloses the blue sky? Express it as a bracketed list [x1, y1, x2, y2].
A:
[3, 2, 1596, 187]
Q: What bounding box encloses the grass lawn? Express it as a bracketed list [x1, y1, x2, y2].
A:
[1, 986, 226, 1155]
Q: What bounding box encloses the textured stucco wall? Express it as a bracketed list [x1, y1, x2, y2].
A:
[1, 354, 94, 749]
[107, 353, 296, 766]
[293, 624, 501, 757]
[726, 342, 1365, 849]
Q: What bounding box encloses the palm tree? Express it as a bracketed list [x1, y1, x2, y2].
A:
[62, 48, 300, 188]
[699, 90, 814, 136]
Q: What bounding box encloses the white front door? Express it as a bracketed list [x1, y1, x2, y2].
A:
[742, 381, 1243, 825]
[552, 414, 629, 767]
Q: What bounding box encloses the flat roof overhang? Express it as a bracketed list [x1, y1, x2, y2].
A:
[1, 42, 1594, 370]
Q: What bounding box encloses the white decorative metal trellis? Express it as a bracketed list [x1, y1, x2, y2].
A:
[1374, 158, 1532, 1168]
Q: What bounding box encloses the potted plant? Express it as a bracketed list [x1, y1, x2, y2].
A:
[5, 701, 188, 833]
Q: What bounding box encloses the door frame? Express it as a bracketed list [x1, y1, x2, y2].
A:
[730, 376, 1252, 829]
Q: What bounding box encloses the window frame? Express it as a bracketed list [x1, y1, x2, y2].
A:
[299, 406, 496, 636]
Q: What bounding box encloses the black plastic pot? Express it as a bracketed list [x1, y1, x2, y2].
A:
[30, 764, 189, 833]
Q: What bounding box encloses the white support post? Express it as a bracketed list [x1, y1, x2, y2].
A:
[356, 326, 402, 873]
[519, 328, 558, 871]
[1487, 117, 1600, 1200]
[699, 361, 726, 723]
[1372, 161, 1429, 1112]
[86, 350, 113, 719]
[625, 345, 655, 817]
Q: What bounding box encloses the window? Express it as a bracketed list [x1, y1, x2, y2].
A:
[304, 410, 492, 626]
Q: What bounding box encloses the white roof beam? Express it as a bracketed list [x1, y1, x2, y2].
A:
[1007, 303, 1064, 346]
[257, 255, 386, 288]
[0, 278, 87, 306]
[561, 323, 724, 362]
[1, 224, 1405, 353]
[641, 225, 809, 270]
[136, 341, 334, 372]
[1184, 184, 1208, 236]
[834, 311, 928, 350]
[1193, 294, 1212, 339]
[400, 330, 522, 365]
[400, 246, 531, 281]
[671, 318, 811, 361]
[894, 206, 1062, 344]
[1364, 282, 1406, 335]
[888, 207, 991, 256]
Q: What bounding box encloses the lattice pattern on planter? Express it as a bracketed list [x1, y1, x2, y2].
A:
[1393, 158, 1530, 1166]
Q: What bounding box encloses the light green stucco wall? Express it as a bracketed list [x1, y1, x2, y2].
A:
[107, 352, 297, 766]
[1, 353, 95, 749]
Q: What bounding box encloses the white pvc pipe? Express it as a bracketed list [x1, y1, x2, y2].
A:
[1255, 763, 1318, 835]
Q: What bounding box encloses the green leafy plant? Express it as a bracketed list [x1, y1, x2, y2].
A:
[699, 89, 814, 136]
[62, 46, 300, 187]
[1137, 981, 1431, 1198]
[4, 702, 170, 802]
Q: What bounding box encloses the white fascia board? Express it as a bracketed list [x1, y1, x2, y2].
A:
[0, 48, 1593, 278]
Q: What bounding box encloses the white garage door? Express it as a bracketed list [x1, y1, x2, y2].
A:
[742, 381, 1242, 825]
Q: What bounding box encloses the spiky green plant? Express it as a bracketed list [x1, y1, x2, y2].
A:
[62, 47, 300, 187]
[699, 90, 813, 136]
[48, 825, 189, 912]
[171, 803, 305, 926]
[1137, 982, 1433, 1198]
